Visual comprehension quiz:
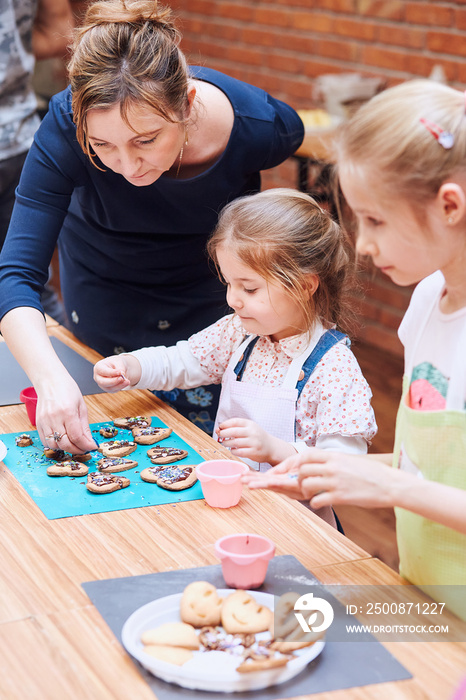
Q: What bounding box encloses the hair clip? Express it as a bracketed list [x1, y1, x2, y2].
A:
[420, 118, 454, 149]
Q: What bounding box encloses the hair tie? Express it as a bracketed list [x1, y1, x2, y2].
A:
[420, 117, 454, 149]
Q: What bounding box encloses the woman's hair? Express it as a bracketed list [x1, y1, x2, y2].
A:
[334, 79, 466, 209]
[207, 188, 355, 335]
[68, 0, 188, 161]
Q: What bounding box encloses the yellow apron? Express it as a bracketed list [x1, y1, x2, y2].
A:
[393, 376, 466, 620]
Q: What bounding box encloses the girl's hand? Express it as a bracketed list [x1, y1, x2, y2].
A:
[93, 354, 141, 392]
[37, 373, 98, 455]
[216, 418, 296, 465]
[297, 450, 396, 510]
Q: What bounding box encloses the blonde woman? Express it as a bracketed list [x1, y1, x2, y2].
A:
[0, 0, 304, 452]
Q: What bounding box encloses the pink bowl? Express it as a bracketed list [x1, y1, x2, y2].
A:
[195, 460, 249, 508]
[215, 533, 276, 588]
[19, 386, 38, 427]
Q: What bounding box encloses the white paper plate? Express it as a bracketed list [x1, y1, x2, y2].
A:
[121, 589, 325, 692]
[0, 440, 7, 462]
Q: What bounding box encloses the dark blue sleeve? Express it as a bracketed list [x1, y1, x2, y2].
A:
[261, 93, 304, 170]
[0, 88, 85, 321]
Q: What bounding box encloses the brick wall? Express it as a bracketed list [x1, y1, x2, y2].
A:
[169, 0, 466, 357]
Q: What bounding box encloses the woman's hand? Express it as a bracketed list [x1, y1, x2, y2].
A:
[242, 449, 309, 500]
[216, 418, 296, 465]
[93, 354, 141, 392]
[37, 372, 98, 455]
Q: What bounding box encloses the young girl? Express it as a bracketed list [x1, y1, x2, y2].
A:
[94, 189, 377, 523]
[244, 81, 466, 620]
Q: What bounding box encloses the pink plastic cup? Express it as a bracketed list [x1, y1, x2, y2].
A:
[19, 386, 38, 427]
[195, 460, 249, 508]
[215, 533, 276, 589]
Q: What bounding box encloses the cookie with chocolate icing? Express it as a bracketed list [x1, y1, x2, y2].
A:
[132, 426, 172, 445]
[47, 460, 89, 477]
[140, 464, 197, 491]
[147, 446, 188, 464]
[100, 439, 137, 458]
[86, 472, 130, 493]
[97, 456, 138, 473]
[15, 433, 33, 447]
[113, 415, 151, 429]
[43, 448, 67, 461]
[99, 425, 119, 438]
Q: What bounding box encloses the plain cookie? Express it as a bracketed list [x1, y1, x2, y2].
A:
[143, 645, 193, 666]
[180, 581, 223, 627]
[221, 591, 273, 635]
[141, 622, 199, 650]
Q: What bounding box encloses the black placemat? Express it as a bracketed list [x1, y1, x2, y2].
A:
[82, 555, 411, 698]
[0, 336, 103, 406]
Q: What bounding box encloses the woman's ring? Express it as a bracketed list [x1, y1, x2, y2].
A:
[46, 432, 65, 442]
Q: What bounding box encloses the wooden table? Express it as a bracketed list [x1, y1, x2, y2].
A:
[0, 326, 465, 699]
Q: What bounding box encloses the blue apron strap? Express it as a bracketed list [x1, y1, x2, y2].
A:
[296, 329, 349, 398]
[233, 336, 260, 381]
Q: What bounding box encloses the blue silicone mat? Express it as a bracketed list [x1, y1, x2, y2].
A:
[1, 418, 204, 519]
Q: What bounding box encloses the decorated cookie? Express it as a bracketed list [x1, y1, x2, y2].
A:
[46, 460, 89, 477]
[236, 647, 291, 674]
[97, 457, 138, 473]
[147, 446, 188, 464]
[72, 452, 92, 462]
[180, 581, 223, 628]
[140, 465, 197, 491]
[99, 425, 119, 438]
[99, 440, 137, 458]
[86, 472, 130, 493]
[15, 433, 33, 447]
[43, 448, 67, 461]
[132, 426, 172, 445]
[141, 622, 199, 650]
[143, 645, 193, 666]
[221, 591, 273, 635]
[113, 415, 151, 429]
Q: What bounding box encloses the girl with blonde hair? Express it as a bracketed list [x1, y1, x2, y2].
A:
[94, 188, 377, 525]
[245, 80, 466, 619]
[0, 0, 304, 451]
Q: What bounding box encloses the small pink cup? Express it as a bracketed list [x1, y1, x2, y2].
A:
[19, 386, 38, 427]
[196, 460, 249, 508]
[215, 533, 276, 588]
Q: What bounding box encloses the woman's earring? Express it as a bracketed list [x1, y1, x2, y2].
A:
[448, 216, 455, 224]
[176, 125, 189, 178]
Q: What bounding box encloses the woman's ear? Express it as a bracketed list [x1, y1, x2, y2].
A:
[304, 273, 319, 299]
[185, 85, 197, 120]
[436, 182, 466, 225]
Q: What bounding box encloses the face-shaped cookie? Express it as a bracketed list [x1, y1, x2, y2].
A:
[46, 460, 89, 477]
[180, 581, 223, 628]
[99, 426, 119, 438]
[132, 427, 172, 445]
[86, 472, 130, 493]
[147, 446, 188, 464]
[15, 433, 33, 447]
[140, 465, 197, 491]
[221, 591, 273, 635]
[113, 415, 151, 429]
[97, 457, 138, 473]
[100, 440, 137, 457]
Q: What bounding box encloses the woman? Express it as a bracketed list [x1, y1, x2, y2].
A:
[0, 0, 304, 453]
